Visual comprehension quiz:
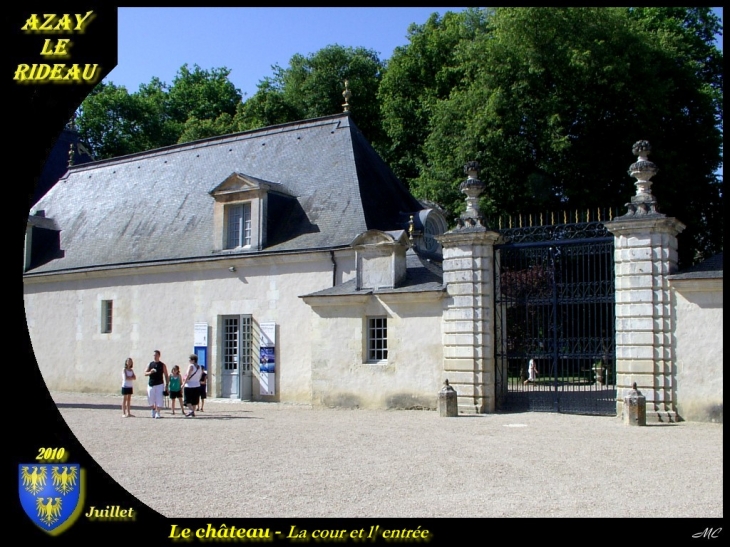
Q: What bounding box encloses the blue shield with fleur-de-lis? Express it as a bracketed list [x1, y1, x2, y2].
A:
[19, 464, 84, 535]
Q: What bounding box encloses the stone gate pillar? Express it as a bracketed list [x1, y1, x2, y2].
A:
[437, 162, 500, 414]
[605, 141, 685, 422]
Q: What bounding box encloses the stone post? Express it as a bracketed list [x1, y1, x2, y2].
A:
[605, 141, 685, 422]
[438, 379, 459, 417]
[437, 162, 500, 414]
[623, 382, 647, 426]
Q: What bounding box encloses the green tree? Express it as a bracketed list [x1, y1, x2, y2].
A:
[232, 78, 303, 131]
[177, 113, 236, 143]
[167, 64, 242, 142]
[75, 81, 168, 158]
[378, 8, 490, 188]
[76, 64, 242, 158]
[235, 45, 385, 145]
[414, 7, 722, 266]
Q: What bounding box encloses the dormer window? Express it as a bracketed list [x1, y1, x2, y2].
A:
[211, 172, 285, 253]
[351, 230, 409, 290]
[226, 202, 252, 249]
[25, 210, 64, 271]
[211, 172, 297, 253]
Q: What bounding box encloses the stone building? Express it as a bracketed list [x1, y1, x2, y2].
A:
[23, 114, 722, 422]
[24, 113, 449, 408]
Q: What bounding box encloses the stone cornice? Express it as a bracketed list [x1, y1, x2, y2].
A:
[437, 230, 500, 246]
[376, 290, 445, 304]
[604, 216, 686, 237]
[23, 248, 347, 284]
[669, 277, 723, 292]
[300, 293, 371, 307]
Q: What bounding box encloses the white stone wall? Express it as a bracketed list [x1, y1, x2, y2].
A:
[24, 251, 348, 404]
[671, 278, 723, 422]
[305, 293, 444, 409]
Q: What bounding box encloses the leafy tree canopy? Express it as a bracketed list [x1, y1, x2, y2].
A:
[409, 7, 722, 266]
[76, 64, 242, 158]
[75, 9, 721, 265]
[235, 45, 385, 145]
[377, 8, 489, 188]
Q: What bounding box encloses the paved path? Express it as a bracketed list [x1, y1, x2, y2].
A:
[52, 392, 723, 519]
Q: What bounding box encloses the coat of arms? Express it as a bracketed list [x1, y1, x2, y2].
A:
[19, 463, 84, 534]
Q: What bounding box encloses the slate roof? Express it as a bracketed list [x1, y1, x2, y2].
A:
[26, 114, 424, 274]
[33, 127, 94, 206]
[302, 250, 444, 297]
[669, 253, 724, 280]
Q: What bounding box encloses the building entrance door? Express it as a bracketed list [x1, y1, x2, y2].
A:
[220, 315, 253, 400]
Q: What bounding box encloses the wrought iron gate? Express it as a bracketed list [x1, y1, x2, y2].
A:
[494, 217, 616, 415]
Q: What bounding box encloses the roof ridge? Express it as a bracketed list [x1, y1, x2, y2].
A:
[66, 113, 354, 171]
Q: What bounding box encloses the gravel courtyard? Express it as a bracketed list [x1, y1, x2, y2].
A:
[52, 391, 723, 519]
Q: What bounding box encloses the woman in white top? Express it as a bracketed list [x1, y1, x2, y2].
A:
[182, 354, 203, 417]
[121, 357, 136, 417]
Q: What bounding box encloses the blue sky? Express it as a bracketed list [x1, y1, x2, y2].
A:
[106, 7, 466, 98]
[106, 7, 723, 99]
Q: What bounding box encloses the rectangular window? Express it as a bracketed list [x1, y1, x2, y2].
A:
[101, 300, 113, 333]
[226, 203, 252, 249]
[367, 317, 388, 362]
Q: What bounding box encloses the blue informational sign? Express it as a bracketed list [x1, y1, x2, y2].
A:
[193, 322, 208, 368]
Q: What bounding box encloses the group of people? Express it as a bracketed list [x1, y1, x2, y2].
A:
[121, 350, 207, 418]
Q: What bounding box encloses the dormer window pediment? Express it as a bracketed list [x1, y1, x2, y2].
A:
[209, 172, 276, 198]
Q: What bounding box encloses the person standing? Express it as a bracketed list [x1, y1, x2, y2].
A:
[181, 354, 203, 418]
[197, 366, 207, 412]
[121, 357, 136, 417]
[168, 365, 184, 415]
[145, 350, 169, 418]
[523, 358, 538, 385]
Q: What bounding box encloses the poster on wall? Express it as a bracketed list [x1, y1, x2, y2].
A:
[259, 322, 276, 396]
[260, 346, 276, 373]
[260, 321, 276, 347]
[194, 322, 208, 346]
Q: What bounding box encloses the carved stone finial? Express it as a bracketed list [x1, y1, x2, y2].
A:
[342, 79, 352, 113]
[619, 140, 663, 218]
[67, 143, 75, 167]
[629, 140, 657, 194]
[631, 140, 651, 158]
[457, 161, 487, 228]
[408, 214, 414, 244]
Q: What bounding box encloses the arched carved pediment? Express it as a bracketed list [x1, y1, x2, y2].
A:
[350, 229, 408, 248]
